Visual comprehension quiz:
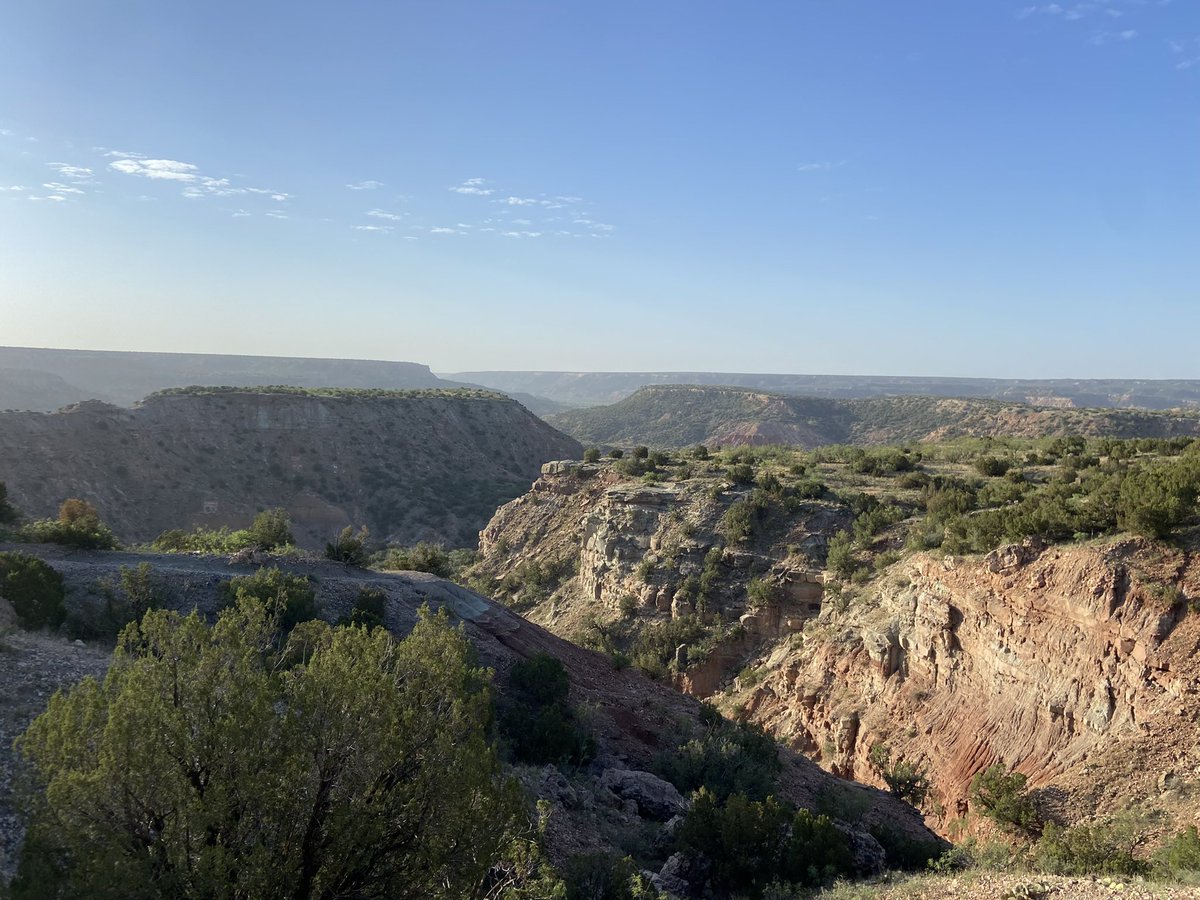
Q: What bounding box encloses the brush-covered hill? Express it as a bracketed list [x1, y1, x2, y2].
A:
[548, 385, 1200, 448]
[452, 370, 1200, 411]
[0, 544, 940, 889]
[0, 386, 581, 548]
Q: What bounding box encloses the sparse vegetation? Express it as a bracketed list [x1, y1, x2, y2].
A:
[218, 566, 317, 637]
[499, 653, 595, 768]
[11, 604, 529, 899]
[325, 524, 370, 565]
[655, 703, 782, 802]
[19, 499, 119, 550]
[970, 764, 1040, 836]
[0, 552, 66, 629]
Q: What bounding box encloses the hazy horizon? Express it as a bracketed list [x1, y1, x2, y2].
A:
[2, 2, 1197, 378]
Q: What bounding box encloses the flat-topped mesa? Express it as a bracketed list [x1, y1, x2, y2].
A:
[0, 388, 582, 548]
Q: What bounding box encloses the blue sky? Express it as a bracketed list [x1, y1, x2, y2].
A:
[1, 1, 1196, 377]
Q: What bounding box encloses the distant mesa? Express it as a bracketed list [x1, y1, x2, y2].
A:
[449, 370, 1200, 412]
[0, 346, 468, 412]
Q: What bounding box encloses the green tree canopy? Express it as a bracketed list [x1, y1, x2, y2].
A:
[13, 601, 530, 900]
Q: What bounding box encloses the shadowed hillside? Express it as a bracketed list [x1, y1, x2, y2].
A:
[0, 387, 581, 548]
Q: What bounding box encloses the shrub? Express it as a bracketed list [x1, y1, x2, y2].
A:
[609, 448, 625, 460]
[562, 853, 654, 900]
[500, 653, 594, 767]
[868, 743, 930, 805]
[245, 508, 294, 550]
[219, 567, 317, 636]
[12, 605, 527, 899]
[628, 615, 711, 679]
[373, 542, 457, 578]
[825, 531, 858, 581]
[0, 481, 20, 526]
[1155, 826, 1200, 875]
[20, 499, 119, 550]
[633, 446, 649, 460]
[583, 448, 601, 463]
[655, 705, 781, 802]
[343, 585, 387, 629]
[1034, 820, 1149, 877]
[118, 563, 170, 623]
[676, 790, 853, 896]
[970, 764, 1039, 835]
[727, 463, 756, 485]
[0, 552, 65, 629]
[974, 456, 1011, 477]
[677, 790, 790, 897]
[325, 525, 370, 565]
[1117, 466, 1198, 539]
[782, 807, 856, 886]
[746, 577, 779, 610]
[868, 825, 944, 871]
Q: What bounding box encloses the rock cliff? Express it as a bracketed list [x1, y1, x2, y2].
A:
[472, 457, 1200, 838]
[0, 388, 581, 548]
[733, 538, 1200, 831]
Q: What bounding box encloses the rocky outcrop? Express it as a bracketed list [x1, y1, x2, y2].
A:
[733, 538, 1200, 830]
[474, 464, 828, 695]
[598, 769, 687, 821]
[0, 388, 581, 548]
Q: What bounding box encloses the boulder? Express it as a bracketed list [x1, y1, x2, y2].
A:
[598, 768, 686, 821]
[652, 852, 695, 897]
[838, 825, 887, 876]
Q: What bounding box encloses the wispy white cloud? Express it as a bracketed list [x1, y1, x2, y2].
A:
[1169, 35, 1200, 69]
[46, 162, 93, 180]
[42, 182, 85, 195]
[354, 224, 392, 232]
[29, 194, 66, 202]
[110, 157, 200, 181]
[0, 185, 28, 192]
[502, 196, 538, 206]
[450, 177, 493, 196]
[109, 154, 290, 202]
[232, 210, 251, 218]
[347, 180, 384, 190]
[366, 208, 403, 221]
[265, 211, 288, 219]
[797, 160, 847, 172]
[245, 187, 291, 201]
[430, 226, 463, 234]
[1089, 28, 1137, 44]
